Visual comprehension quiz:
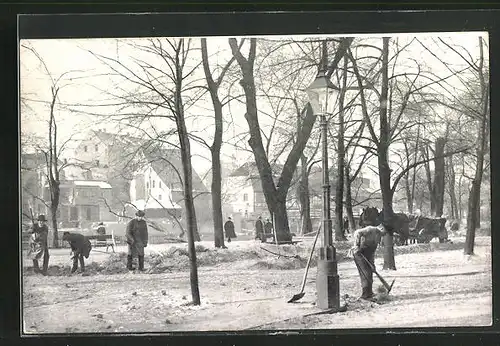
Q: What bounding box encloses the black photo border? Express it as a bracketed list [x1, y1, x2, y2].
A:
[3, 5, 500, 346]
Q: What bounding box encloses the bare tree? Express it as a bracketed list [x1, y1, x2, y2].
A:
[200, 38, 238, 248]
[89, 38, 203, 304]
[21, 44, 86, 248]
[349, 37, 471, 269]
[417, 36, 489, 254]
[228, 37, 353, 242]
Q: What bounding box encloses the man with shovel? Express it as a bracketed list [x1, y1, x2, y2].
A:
[62, 232, 92, 273]
[351, 224, 387, 300]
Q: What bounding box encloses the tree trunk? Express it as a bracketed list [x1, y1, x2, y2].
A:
[50, 204, 59, 248]
[465, 180, 481, 255]
[211, 147, 224, 248]
[410, 122, 421, 214]
[404, 172, 413, 214]
[458, 170, 464, 220]
[50, 179, 60, 248]
[379, 37, 397, 270]
[175, 44, 201, 304]
[298, 156, 312, 235]
[433, 138, 446, 217]
[403, 141, 414, 214]
[382, 232, 396, 269]
[344, 165, 356, 232]
[464, 37, 488, 256]
[201, 37, 231, 249]
[447, 155, 459, 220]
[423, 145, 436, 215]
[273, 197, 292, 241]
[334, 54, 348, 241]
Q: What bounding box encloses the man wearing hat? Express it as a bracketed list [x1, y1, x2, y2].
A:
[28, 214, 50, 275]
[62, 231, 92, 273]
[96, 222, 106, 236]
[224, 217, 236, 243]
[125, 210, 149, 271]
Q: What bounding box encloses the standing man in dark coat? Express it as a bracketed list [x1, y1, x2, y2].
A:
[254, 216, 264, 242]
[264, 218, 273, 236]
[224, 217, 237, 243]
[62, 232, 92, 273]
[343, 216, 350, 239]
[351, 224, 387, 300]
[126, 210, 149, 271]
[28, 214, 50, 275]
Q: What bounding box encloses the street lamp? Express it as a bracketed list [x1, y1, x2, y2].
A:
[306, 64, 341, 310]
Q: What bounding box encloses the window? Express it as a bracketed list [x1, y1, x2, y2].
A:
[146, 182, 149, 189]
[152, 180, 155, 188]
[95, 144, 98, 152]
[159, 181, 162, 188]
[86, 207, 92, 221]
[159, 194, 162, 200]
[243, 193, 248, 202]
[84, 145, 88, 152]
[70, 207, 78, 221]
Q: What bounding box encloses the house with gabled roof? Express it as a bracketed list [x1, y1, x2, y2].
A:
[225, 160, 381, 233]
[68, 130, 210, 223]
[128, 146, 210, 221]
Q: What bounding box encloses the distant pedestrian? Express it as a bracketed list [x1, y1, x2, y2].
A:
[126, 210, 149, 271]
[28, 214, 50, 275]
[255, 216, 264, 242]
[224, 217, 237, 243]
[62, 232, 92, 273]
[264, 218, 273, 236]
[343, 216, 349, 239]
[96, 222, 106, 235]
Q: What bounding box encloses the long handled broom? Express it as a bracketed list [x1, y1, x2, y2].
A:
[287, 222, 322, 303]
[359, 252, 395, 294]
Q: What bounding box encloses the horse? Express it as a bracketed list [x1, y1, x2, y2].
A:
[358, 207, 410, 246]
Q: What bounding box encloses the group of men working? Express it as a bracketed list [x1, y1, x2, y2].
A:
[28, 210, 150, 274]
[28, 210, 384, 301]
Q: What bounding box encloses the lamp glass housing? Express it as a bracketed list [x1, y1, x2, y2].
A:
[306, 71, 337, 115]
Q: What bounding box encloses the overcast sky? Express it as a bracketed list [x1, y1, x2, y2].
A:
[20, 32, 489, 178]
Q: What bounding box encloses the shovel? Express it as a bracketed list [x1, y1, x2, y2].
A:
[359, 252, 395, 294]
[287, 223, 321, 303]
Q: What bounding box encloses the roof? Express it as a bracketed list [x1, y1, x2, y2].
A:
[129, 198, 181, 210]
[142, 145, 208, 193]
[91, 130, 145, 147]
[229, 161, 285, 177]
[84, 131, 208, 193]
[74, 180, 112, 189]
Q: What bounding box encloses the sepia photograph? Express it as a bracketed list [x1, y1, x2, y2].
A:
[19, 28, 491, 333]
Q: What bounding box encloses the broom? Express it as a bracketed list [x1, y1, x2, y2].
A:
[287, 222, 322, 303]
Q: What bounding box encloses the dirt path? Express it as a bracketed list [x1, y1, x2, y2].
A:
[22, 238, 492, 333]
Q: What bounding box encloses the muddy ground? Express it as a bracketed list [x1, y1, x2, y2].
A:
[22, 236, 492, 333]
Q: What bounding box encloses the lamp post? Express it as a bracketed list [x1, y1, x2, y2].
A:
[306, 52, 341, 310]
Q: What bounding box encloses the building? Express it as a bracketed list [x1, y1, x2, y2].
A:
[43, 180, 114, 228]
[225, 161, 380, 233]
[129, 158, 182, 219]
[20, 152, 47, 220]
[66, 130, 210, 223]
[137, 147, 210, 222]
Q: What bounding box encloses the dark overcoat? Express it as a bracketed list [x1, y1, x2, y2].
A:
[63, 233, 92, 259]
[224, 220, 237, 239]
[126, 218, 148, 257]
[264, 221, 273, 234]
[28, 224, 49, 260]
